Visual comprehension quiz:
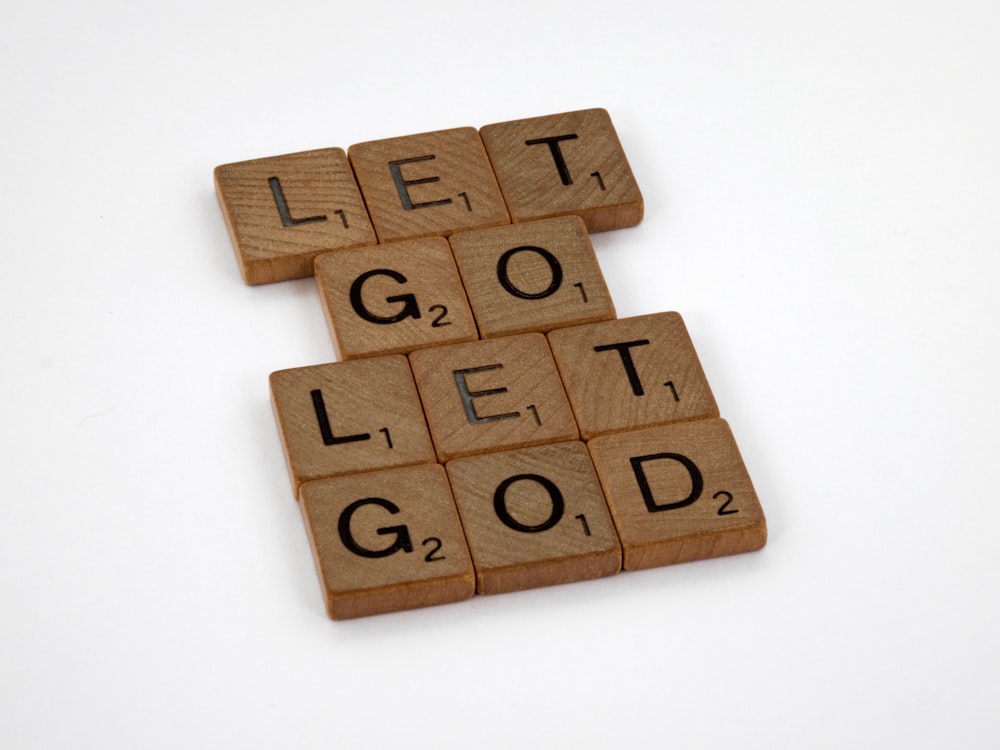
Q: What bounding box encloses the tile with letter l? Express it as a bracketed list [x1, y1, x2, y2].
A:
[446, 441, 621, 595]
[547, 312, 719, 440]
[408, 333, 578, 462]
[269, 356, 436, 496]
[449, 215, 616, 338]
[348, 127, 510, 243]
[480, 108, 644, 232]
[314, 237, 478, 360]
[300, 464, 475, 619]
[214, 148, 376, 285]
[587, 418, 766, 570]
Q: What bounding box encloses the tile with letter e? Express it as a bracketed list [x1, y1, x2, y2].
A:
[587, 418, 766, 570]
[300, 463, 475, 619]
[214, 148, 376, 285]
[408, 333, 578, 462]
[480, 108, 643, 232]
[449, 216, 616, 337]
[269, 355, 435, 496]
[547, 312, 719, 440]
[446, 441, 621, 595]
[314, 237, 478, 360]
[348, 127, 510, 243]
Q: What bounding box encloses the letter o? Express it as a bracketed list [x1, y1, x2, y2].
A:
[496, 246, 564, 300]
[493, 473, 565, 533]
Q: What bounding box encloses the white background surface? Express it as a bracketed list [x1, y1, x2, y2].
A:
[3, 1, 998, 747]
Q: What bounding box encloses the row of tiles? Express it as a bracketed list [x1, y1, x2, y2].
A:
[215, 108, 643, 284]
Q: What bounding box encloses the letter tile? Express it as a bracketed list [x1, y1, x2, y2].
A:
[449, 216, 616, 337]
[314, 237, 478, 360]
[300, 464, 475, 619]
[588, 419, 766, 570]
[214, 148, 376, 285]
[446, 442, 621, 594]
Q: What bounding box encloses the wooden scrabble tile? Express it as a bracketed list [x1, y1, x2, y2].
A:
[214, 148, 377, 285]
[446, 442, 621, 594]
[348, 127, 510, 243]
[449, 216, 616, 337]
[547, 312, 719, 440]
[269, 356, 436, 495]
[480, 108, 643, 232]
[300, 463, 475, 619]
[314, 237, 479, 360]
[408, 333, 578, 462]
[587, 419, 766, 570]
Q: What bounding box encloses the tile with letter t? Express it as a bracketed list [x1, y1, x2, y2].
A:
[587, 418, 767, 570]
[547, 312, 719, 440]
[446, 441, 621, 595]
[214, 148, 376, 285]
[480, 108, 644, 232]
[348, 127, 510, 243]
[314, 237, 478, 360]
[449, 216, 616, 338]
[269, 355, 436, 496]
[408, 333, 578, 462]
[300, 464, 475, 619]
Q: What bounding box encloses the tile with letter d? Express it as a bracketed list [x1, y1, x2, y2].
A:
[300, 464, 475, 619]
[314, 237, 478, 360]
[449, 215, 616, 338]
[269, 356, 436, 496]
[408, 333, 578, 462]
[214, 148, 376, 285]
[547, 312, 719, 440]
[587, 418, 766, 570]
[348, 127, 510, 243]
[446, 441, 621, 595]
[480, 108, 643, 232]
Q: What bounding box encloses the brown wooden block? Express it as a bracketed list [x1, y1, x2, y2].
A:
[214, 148, 377, 285]
[314, 237, 478, 360]
[449, 215, 616, 338]
[269, 356, 436, 496]
[446, 442, 621, 594]
[408, 333, 578, 462]
[588, 418, 766, 570]
[547, 312, 719, 440]
[480, 108, 643, 232]
[300, 464, 475, 619]
[348, 127, 510, 243]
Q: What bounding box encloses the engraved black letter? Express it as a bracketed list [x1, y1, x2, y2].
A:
[268, 176, 327, 227]
[629, 453, 704, 512]
[493, 473, 564, 533]
[311, 389, 371, 446]
[453, 365, 520, 424]
[525, 134, 579, 185]
[388, 155, 453, 210]
[496, 245, 564, 300]
[593, 339, 651, 396]
[338, 497, 414, 558]
[348, 268, 421, 324]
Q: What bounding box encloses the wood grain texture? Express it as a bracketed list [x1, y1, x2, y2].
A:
[449, 215, 616, 337]
[214, 148, 376, 285]
[480, 108, 643, 232]
[587, 419, 766, 570]
[314, 237, 479, 360]
[547, 312, 719, 440]
[446, 442, 621, 595]
[408, 333, 578, 462]
[300, 464, 475, 619]
[269, 356, 436, 496]
[348, 127, 510, 243]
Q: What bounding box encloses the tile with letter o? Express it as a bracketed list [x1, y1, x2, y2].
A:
[587, 418, 766, 570]
[348, 127, 510, 243]
[449, 215, 616, 337]
[547, 312, 719, 440]
[269, 356, 436, 496]
[480, 108, 643, 232]
[300, 464, 475, 619]
[408, 333, 578, 462]
[446, 441, 621, 595]
[214, 148, 376, 285]
[314, 237, 478, 360]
